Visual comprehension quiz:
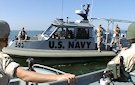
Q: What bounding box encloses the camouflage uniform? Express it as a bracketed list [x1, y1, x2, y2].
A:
[110, 24, 121, 49]
[119, 44, 135, 72]
[96, 25, 104, 52]
[0, 52, 20, 85]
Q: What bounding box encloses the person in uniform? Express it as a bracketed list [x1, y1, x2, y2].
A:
[96, 24, 104, 52]
[110, 24, 121, 50]
[108, 23, 135, 72]
[17, 27, 28, 41]
[0, 20, 75, 85]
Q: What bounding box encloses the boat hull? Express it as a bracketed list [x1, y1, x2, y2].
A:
[2, 47, 116, 58]
[2, 47, 116, 64]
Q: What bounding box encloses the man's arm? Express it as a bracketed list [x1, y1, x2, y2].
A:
[16, 67, 75, 83]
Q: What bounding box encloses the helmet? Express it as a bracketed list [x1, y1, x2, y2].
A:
[126, 23, 135, 40]
[0, 20, 10, 38]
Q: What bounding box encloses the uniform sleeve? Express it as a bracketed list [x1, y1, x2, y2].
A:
[0, 52, 20, 78]
[5, 61, 20, 78]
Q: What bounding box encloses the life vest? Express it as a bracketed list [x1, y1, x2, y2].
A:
[20, 31, 26, 39]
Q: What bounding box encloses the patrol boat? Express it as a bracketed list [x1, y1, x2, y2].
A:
[2, 4, 116, 63]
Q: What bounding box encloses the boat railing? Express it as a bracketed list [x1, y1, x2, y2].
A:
[9, 63, 66, 85]
[33, 64, 66, 74]
[49, 69, 104, 85]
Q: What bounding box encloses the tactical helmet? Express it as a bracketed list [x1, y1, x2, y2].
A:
[126, 23, 135, 40]
[0, 20, 10, 38]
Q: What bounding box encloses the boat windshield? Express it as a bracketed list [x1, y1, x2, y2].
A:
[41, 25, 57, 39]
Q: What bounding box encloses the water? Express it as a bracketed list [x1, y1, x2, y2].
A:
[13, 57, 108, 75]
[9, 30, 110, 75]
[52, 61, 107, 75]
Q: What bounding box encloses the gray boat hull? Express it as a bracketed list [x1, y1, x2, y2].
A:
[2, 47, 116, 64]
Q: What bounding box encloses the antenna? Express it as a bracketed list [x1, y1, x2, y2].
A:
[61, 0, 63, 19]
[89, 0, 94, 18]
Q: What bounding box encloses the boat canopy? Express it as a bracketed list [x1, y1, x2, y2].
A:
[52, 18, 94, 28]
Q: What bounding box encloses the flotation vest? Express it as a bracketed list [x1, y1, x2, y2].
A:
[20, 31, 26, 40]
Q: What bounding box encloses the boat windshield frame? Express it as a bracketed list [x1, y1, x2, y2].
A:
[41, 25, 57, 40]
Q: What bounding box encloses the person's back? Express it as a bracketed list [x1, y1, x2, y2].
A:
[0, 20, 18, 85]
[0, 53, 10, 85]
[119, 44, 135, 72]
[0, 52, 20, 85]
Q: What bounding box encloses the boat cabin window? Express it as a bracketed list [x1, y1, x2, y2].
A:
[42, 25, 57, 37]
[76, 28, 89, 39]
[52, 28, 74, 39]
[65, 28, 74, 39]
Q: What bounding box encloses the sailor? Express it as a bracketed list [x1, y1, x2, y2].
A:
[110, 24, 121, 50]
[108, 23, 135, 72]
[96, 24, 104, 52]
[16, 27, 28, 47]
[0, 20, 75, 85]
[17, 27, 28, 41]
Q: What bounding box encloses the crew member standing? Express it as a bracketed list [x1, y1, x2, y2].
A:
[96, 24, 104, 52]
[110, 24, 121, 50]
